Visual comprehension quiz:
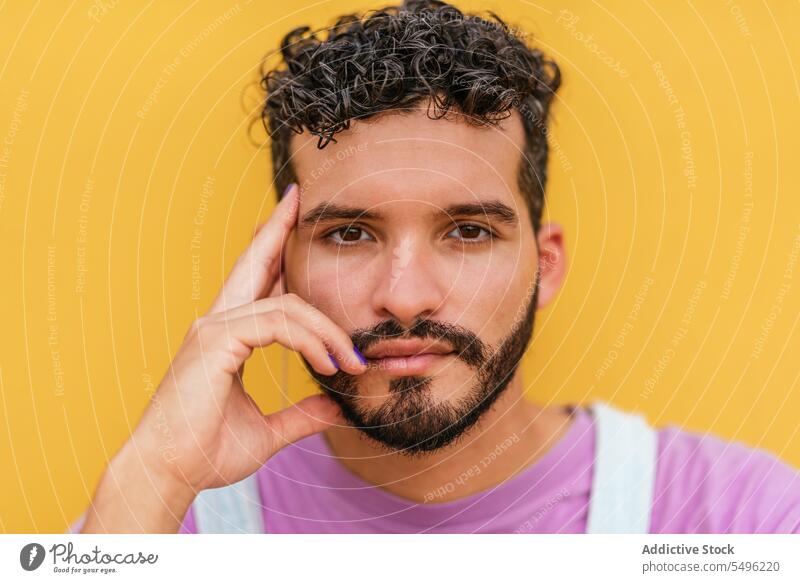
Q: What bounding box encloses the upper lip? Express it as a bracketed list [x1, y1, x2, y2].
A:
[363, 339, 454, 359]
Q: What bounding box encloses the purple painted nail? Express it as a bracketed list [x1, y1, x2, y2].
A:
[328, 353, 340, 370]
[282, 183, 295, 199]
[353, 346, 368, 366]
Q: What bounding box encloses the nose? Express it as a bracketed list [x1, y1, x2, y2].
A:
[369, 235, 447, 328]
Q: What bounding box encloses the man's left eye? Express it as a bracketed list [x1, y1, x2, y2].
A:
[446, 224, 494, 243]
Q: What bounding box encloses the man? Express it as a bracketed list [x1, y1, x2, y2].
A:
[72, 0, 800, 534]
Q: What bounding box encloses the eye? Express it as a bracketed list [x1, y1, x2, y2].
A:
[445, 223, 495, 244]
[322, 225, 374, 247]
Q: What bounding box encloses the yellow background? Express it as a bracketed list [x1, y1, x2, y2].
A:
[1, 1, 798, 533]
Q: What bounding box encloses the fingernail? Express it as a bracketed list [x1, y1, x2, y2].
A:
[353, 346, 368, 366]
[281, 183, 295, 200]
[328, 353, 340, 370]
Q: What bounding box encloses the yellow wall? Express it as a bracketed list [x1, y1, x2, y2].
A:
[1, 1, 798, 533]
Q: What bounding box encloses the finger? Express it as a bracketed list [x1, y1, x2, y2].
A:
[266, 277, 282, 299]
[207, 294, 366, 373]
[196, 310, 341, 376]
[266, 263, 286, 299]
[263, 394, 345, 455]
[207, 183, 299, 315]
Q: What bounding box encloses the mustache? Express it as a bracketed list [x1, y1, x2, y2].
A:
[350, 317, 488, 368]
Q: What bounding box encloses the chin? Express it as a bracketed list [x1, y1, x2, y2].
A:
[324, 372, 508, 457]
[356, 366, 474, 404]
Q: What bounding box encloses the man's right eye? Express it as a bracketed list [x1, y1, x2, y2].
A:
[321, 225, 374, 247]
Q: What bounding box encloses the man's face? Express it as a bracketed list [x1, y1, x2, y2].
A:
[283, 106, 544, 456]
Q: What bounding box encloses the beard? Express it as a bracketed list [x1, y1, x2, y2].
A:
[303, 271, 541, 457]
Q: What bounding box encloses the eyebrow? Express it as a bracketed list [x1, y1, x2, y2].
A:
[298, 199, 519, 229]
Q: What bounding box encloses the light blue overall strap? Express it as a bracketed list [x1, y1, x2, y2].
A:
[192, 472, 265, 533]
[585, 400, 657, 533]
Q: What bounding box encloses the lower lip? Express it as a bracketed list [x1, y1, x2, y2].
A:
[367, 353, 453, 375]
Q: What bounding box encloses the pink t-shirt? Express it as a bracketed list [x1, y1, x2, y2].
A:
[69, 405, 800, 533]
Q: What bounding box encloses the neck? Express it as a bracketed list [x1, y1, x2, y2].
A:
[322, 376, 576, 504]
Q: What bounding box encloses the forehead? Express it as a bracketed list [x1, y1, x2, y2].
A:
[288, 107, 527, 204]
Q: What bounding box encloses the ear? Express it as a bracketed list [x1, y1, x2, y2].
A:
[535, 222, 567, 309]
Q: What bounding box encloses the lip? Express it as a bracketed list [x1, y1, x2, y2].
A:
[366, 352, 454, 375]
[363, 339, 453, 359]
[362, 339, 455, 375]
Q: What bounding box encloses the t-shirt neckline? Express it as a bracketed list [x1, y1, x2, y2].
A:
[307, 403, 592, 524]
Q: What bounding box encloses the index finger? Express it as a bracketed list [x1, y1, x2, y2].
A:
[207, 183, 299, 315]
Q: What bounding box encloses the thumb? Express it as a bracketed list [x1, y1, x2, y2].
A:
[262, 394, 345, 456]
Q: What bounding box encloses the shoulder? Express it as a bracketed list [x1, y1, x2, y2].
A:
[650, 423, 800, 533]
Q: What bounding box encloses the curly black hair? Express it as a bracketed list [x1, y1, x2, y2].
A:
[260, 0, 560, 235]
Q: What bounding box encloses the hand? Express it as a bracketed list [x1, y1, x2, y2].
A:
[134, 182, 367, 493]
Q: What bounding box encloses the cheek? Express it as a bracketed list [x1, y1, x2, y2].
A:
[446, 249, 532, 303]
[445, 253, 537, 339]
[303, 252, 370, 322]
